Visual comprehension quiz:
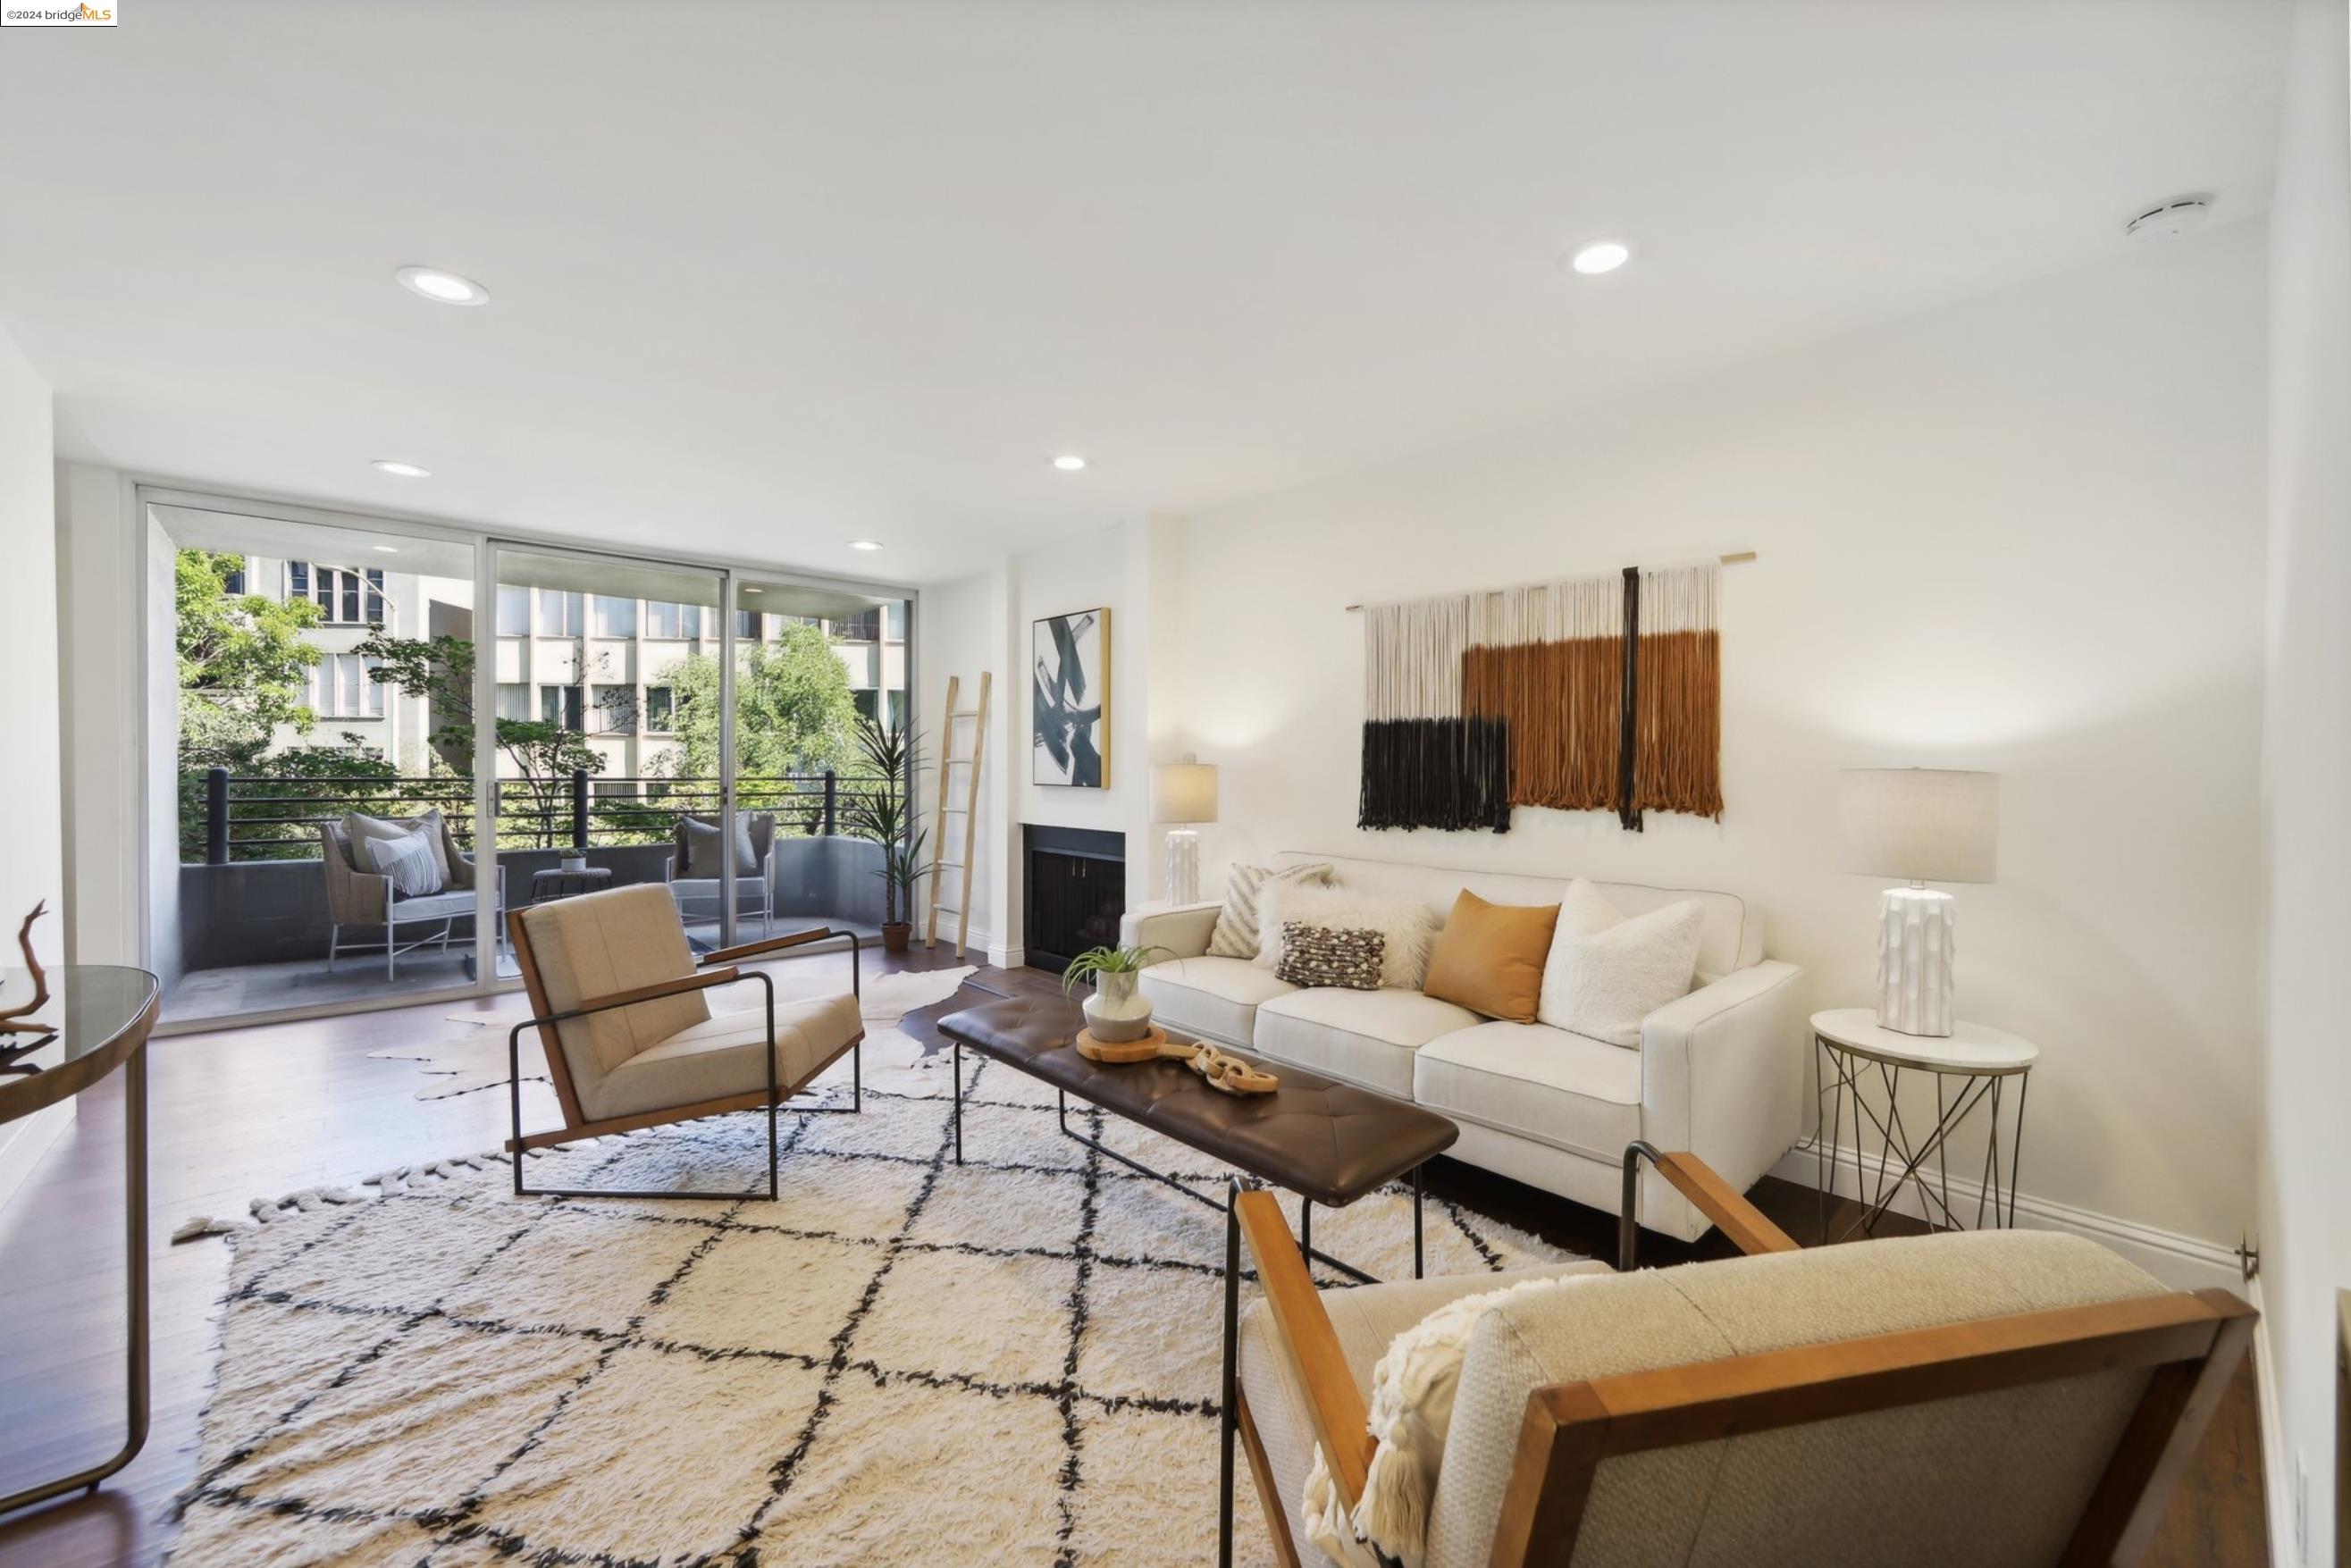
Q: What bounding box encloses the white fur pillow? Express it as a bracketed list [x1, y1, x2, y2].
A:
[1535, 877, 1705, 1046]
[1255, 881, 1438, 991]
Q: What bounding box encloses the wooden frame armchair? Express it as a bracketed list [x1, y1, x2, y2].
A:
[504, 883, 863, 1201]
[1229, 1143, 2254, 1568]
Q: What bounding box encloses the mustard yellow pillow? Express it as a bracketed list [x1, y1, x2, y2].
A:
[1421, 890, 1561, 1023]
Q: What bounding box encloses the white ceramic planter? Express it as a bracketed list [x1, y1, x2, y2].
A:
[1082, 970, 1155, 1044]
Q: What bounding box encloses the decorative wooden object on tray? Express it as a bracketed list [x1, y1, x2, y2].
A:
[1070, 1031, 1280, 1094]
[1358, 561, 1723, 834]
[0, 902, 54, 1043]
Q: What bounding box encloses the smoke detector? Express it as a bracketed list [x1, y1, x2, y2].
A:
[2126, 197, 2213, 243]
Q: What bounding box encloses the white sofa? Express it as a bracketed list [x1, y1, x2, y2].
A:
[1119, 851, 1809, 1244]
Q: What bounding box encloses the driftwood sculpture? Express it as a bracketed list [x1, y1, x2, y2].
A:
[0, 901, 53, 1036]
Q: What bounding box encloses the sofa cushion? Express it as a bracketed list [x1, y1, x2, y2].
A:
[1138, 956, 1297, 1046]
[1421, 890, 1559, 1023]
[1413, 1020, 1642, 1161]
[1207, 860, 1333, 959]
[1535, 884, 1706, 1047]
[1238, 1258, 1612, 1568]
[1254, 987, 1481, 1098]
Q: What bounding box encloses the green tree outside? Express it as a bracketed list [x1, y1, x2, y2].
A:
[651, 621, 864, 830]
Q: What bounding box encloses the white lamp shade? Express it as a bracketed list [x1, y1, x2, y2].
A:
[1838, 768, 1998, 884]
[1150, 761, 1219, 825]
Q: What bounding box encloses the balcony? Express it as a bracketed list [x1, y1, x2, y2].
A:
[166, 768, 899, 1023]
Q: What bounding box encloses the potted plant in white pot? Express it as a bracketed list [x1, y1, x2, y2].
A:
[1062, 943, 1170, 1044]
[845, 712, 927, 953]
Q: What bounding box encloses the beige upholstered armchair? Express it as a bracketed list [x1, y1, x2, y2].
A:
[320, 816, 505, 979]
[1228, 1145, 2254, 1568]
[665, 810, 777, 940]
[505, 883, 863, 1200]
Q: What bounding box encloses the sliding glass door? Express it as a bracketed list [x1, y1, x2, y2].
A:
[486, 544, 730, 955]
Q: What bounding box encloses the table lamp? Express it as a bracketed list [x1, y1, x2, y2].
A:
[1150, 756, 1219, 905]
[1838, 767, 1999, 1036]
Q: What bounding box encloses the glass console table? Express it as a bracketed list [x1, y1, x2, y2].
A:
[0, 964, 161, 1514]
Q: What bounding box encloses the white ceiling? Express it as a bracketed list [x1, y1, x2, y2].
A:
[0, 1, 2288, 585]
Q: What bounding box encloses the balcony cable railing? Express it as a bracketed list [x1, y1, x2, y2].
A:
[194, 766, 893, 864]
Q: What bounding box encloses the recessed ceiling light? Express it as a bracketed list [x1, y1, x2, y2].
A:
[1052, 455, 1087, 472]
[372, 545, 400, 554]
[394, 265, 490, 306]
[848, 540, 884, 551]
[1568, 239, 1632, 275]
[371, 459, 431, 478]
[743, 586, 765, 594]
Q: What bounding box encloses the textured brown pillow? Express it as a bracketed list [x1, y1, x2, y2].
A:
[1421, 890, 1561, 1023]
[1274, 922, 1386, 991]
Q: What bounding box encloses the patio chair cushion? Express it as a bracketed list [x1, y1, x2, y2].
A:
[343, 809, 454, 885]
[1237, 1259, 1612, 1563]
[1423, 1229, 2166, 1568]
[517, 885, 712, 1105]
[679, 812, 771, 877]
[359, 824, 445, 897]
[583, 992, 862, 1121]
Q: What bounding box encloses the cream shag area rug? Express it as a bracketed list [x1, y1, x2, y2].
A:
[365, 965, 980, 1099]
[174, 1042, 1571, 1565]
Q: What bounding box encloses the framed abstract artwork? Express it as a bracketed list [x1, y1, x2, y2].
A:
[1033, 607, 1110, 788]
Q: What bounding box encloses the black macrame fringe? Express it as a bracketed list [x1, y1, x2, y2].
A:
[1357, 718, 1512, 833]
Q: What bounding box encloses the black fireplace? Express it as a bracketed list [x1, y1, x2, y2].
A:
[1024, 825, 1127, 975]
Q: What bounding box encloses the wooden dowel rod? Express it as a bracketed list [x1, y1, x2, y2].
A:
[1344, 550, 1754, 612]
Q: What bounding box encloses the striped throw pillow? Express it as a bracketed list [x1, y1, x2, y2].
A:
[1205, 861, 1333, 959]
[363, 826, 445, 898]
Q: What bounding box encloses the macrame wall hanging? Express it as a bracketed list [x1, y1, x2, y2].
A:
[1358, 560, 1724, 834]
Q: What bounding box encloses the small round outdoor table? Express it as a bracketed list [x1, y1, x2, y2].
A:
[0, 963, 162, 1514]
[531, 866, 613, 904]
[1811, 1007, 2037, 1243]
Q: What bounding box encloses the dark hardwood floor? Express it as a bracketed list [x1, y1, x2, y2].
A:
[0, 946, 2264, 1566]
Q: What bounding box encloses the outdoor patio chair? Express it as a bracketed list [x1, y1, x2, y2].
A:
[504, 882, 862, 1200]
[1227, 1142, 2255, 1568]
[664, 810, 776, 941]
[320, 814, 506, 980]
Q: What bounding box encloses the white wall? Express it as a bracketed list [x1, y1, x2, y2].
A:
[918, 564, 1016, 961]
[0, 323, 67, 1203]
[57, 464, 140, 969]
[1165, 223, 2269, 1254]
[2257, 3, 2351, 1560]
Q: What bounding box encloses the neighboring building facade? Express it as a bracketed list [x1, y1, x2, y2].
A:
[238, 557, 907, 788]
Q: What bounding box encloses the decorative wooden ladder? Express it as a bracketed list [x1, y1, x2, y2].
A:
[925, 671, 991, 958]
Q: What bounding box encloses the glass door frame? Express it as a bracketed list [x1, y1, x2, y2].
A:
[138, 482, 920, 1034]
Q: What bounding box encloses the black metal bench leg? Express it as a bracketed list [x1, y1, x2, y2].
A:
[953, 1039, 963, 1165]
[1220, 1178, 1240, 1568]
[1414, 1162, 1424, 1279]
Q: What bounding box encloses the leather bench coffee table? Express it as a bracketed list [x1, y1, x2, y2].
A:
[937, 994, 1459, 1281]
[939, 994, 1460, 1567]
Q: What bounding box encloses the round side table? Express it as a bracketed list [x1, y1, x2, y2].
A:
[1811, 1007, 2037, 1243]
[0, 963, 162, 1513]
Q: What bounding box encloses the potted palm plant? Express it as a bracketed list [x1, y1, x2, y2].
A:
[844, 712, 927, 952]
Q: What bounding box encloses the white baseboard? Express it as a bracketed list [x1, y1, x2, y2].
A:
[0, 1099, 74, 1211]
[1771, 1141, 2244, 1293]
[2246, 1278, 2296, 1566]
[988, 943, 1025, 969]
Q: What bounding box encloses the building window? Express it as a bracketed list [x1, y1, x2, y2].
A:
[589, 685, 636, 735]
[885, 601, 906, 641]
[592, 595, 637, 638]
[223, 558, 248, 596]
[887, 689, 907, 731]
[832, 608, 881, 642]
[541, 685, 584, 731]
[306, 654, 385, 718]
[735, 608, 763, 640]
[495, 683, 533, 721]
[536, 589, 584, 637]
[290, 563, 384, 625]
[852, 688, 880, 722]
[644, 685, 676, 731]
[497, 584, 531, 635]
[645, 601, 701, 639]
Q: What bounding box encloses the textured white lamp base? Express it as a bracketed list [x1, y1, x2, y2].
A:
[1164, 828, 1202, 906]
[1876, 885, 1956, 1037]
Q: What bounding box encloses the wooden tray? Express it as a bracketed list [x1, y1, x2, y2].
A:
[1075, 1025, 1171, 1064]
